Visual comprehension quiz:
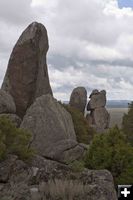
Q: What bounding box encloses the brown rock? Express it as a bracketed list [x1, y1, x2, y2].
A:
[69, 87, 87, 113]
[1, 22, 52, 118]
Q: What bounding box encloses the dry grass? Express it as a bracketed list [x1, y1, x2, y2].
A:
[107, 108, 128, 128]
[39, 179, 91, 200]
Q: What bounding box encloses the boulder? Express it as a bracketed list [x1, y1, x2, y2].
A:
[93, 107, 110, 132]
[44, 139, 86, 163]
[87, 90, 106, 110]
[0, 114, 22, 127]
[21, 94, 77, 158]
[0, 90, 16, 114]
[0, 155, 117, 200]
[1, 22, 52, 118]
[69, 87, 87, 113]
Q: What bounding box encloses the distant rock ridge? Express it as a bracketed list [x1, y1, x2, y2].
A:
[86, 89, 110, 132]
[1, 22, 52, 118]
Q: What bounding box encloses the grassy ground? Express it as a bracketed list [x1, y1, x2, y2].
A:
[107, 108, 128, 128]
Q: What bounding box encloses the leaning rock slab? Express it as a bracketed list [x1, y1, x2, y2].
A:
[0, 89, 16, 114]
[21, 94, 76, 158]
[2, 22, 52, 118]
[69, 87, 87, 114]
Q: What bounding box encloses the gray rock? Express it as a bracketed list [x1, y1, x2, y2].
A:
[0, 155, 18, 183]
[93, 107, 110, 132]
[87, 90, 106, 110]
[0, 90, 16, 114]
[69, 87, 87, 113]
[0, 114, 22, 127]
[44, 139, 86, 163]
[1, 22, 52, 118]
[21, 94, 76, 158]
[0, 155, 117, 200]
[89, 89, 99, 98]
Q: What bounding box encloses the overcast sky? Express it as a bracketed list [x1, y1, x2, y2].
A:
[0, 0, 133, 101]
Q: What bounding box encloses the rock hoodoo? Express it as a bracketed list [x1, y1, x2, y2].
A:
[86, 89, 110, 132]
[1, 22, 52, 118]
[69, 87, 87, 114]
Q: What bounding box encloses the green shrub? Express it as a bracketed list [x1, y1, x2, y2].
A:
[63, 104, 95, 144]
[84, 126, 133, 185]
[122, 101, 133, 146]
[0, 116, 34, 161]
[70, 160, 85, 172]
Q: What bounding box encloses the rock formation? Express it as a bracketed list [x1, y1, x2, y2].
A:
[1, 22, 52, 118]
[0, 155, 117, 200]
[69, 87, 87, 114]
[0, 22, 117, 200]
[21, 94, 85, 163]
[86, 89, 110, 132]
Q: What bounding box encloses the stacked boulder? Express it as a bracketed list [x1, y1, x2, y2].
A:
[69, 87, 87, 114]
[1, 22, 86, 164]
[86, 89, 110, 133]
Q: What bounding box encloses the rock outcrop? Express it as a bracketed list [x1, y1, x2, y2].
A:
[1, 22, 52, 118]
[21, 94, 85, 163]
[69, 87, 87, 114]
[0, 155, 117, 200]
[87, 90, 110, 132]
[0, 89, 16, 114]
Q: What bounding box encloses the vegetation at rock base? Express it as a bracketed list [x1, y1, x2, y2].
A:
[69, 160, 85, 173]
[122, 101, 133, 146]
[38, 179, 91, 200]
[62, 104, 96, 144]
[84, 126, 133, 185]
[0, 116, 34, 161]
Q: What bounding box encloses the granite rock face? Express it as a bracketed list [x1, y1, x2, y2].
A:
[1, 22, 52, 118]
[87, 89, 110, 132]
[0, 90, 16, 114]
[0, 155, 117, 200]
[21, 94, 79, 161]
[69, 87, 87, 114]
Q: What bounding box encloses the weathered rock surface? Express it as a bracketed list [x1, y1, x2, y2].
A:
[44, 139, 86, 163]
[69, 87, 87, 114]
[0, 89, 16, 114]
[0, 155, 117, 200]
[21, 94, 78, 161]
[0, 114, 22, 127]
[93, 107, 110, 132]
[1, 22, 52, 118]
[86, 89, 110, 132]
[87, 90, 106, 110]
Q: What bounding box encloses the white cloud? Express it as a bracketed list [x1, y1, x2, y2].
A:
[0, 0, 133, 100]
